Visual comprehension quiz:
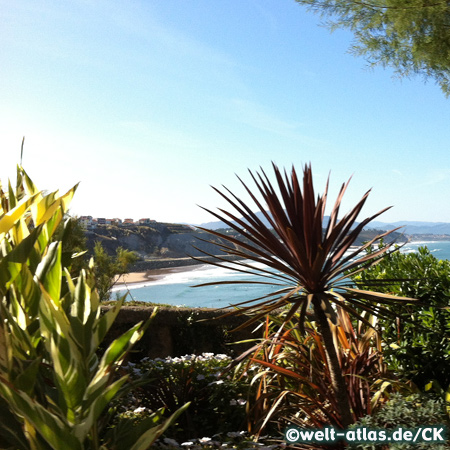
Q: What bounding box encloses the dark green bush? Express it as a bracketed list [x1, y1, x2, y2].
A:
[118, 353, 253, 442]
[349, 393, 450, 449]
[350, 246, 450, 389]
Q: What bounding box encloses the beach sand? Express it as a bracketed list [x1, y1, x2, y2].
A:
[114, 264, 202, 286]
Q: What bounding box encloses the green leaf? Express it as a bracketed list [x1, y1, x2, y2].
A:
[0, 194, 38, 236]
[98, 322, 143, 369]
[0, 376, 83, 450]
[0, 396, 29, 450]
[73, 376, 129, 441]
[95, 295, 126, 346]
[129, 403, 191, 450]
[36, 242, 62, 303]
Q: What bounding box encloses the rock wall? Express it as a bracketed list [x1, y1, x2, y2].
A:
[102, 306, 257, 360]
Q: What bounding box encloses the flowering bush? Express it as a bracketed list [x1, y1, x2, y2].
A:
[118, 353, 255, 442]
[152, 431, 286, 449]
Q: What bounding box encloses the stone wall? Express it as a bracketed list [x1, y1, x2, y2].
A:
[130, 255, 243, 271]
[102, 305, 258, 361]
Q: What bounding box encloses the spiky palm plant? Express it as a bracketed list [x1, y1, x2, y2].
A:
[195, 163, 415, 428]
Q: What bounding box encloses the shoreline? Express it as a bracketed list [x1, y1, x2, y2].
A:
[114, 264, 203, 287]
[114, 244, 391, 288]
[115, 240, 449, 288]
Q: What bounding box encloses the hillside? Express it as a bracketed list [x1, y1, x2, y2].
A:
[86, 222, 407, 266]
[365, 220, 450, 236]
[200, 214, 450, 239]
[85, 222, 231, 260]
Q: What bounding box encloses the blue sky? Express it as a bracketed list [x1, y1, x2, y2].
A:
[1, 0, 449, 224]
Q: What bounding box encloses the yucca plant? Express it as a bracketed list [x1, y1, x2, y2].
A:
[0, 166, 188, 449]
[195, 163, 416, 428]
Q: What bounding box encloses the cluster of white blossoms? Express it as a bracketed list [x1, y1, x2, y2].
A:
[151, 353, 232, 364]
[152, 432, 287, 449]
[123, 353, 232, 376]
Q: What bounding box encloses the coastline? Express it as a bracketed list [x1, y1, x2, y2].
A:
[114, 240, 450, 289]
[114, 264, 203, 286]
[114, 245, 382, 287]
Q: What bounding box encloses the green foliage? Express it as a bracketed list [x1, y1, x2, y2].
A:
[351, 246, 450, 389]
[295, 0, 450, 96]
[0, 166, 186, 449]
[350, 393, 450, 449]
[53, 216, 88, 275]
[119, 353, 252, 442]
[93, 241, 138, 301]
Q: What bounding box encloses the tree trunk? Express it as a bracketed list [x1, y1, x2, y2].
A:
[312, 299, 353, 429]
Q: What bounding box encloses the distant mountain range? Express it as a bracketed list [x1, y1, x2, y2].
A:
[364, 221, 450, 235]
[198, 214, 450, 236]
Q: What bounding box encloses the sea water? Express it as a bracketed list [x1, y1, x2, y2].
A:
[111, 241, 450, 308]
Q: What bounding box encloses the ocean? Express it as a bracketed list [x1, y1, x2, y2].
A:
[112, 241, 450, 309]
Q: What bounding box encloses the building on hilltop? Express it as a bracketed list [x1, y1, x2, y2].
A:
[138, 218, 154, 225]
[79, 215, 94, 230]
[123, 218, 135, 225]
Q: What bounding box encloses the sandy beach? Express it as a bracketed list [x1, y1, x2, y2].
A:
[114, 264, 202, 286]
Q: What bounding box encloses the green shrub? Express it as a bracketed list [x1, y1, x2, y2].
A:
[119, 353, 253, 442]
[350, 393, 450, 449]
[93, 241, 138, 301]
[350, 246, 450, 389]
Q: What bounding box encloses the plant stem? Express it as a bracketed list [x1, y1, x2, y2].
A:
[91, 422, 99, 450]
[312, 298, 354, 428]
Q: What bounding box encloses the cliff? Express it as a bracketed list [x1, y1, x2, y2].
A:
[86, 223, 407, 270]
[85, 222, 230, 261]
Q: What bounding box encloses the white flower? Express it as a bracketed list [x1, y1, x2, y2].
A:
[226, 432, 244, 438]
[133, 406, 146, 414]
[229, 399, 237, 406]
[237, 398, 246, 405]
[199, 437, 211, 443]
[181, 442, 194, 446]
[163, 437, 179, 446]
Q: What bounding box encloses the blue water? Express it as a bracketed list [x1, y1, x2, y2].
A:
[112, 242, 450, 308]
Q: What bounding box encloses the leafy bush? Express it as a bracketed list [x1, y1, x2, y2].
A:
[349, 393, 450, 449]
[119, 353, 253, 442]
[351, 246, 450, 389]
[93, 241, 138, 301]
[0, 166, 186, 449]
